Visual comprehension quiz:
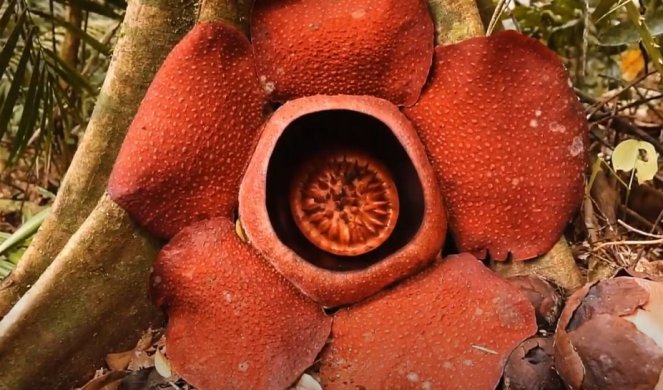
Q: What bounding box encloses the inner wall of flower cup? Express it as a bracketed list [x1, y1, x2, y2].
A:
[266, 110, 424, 271]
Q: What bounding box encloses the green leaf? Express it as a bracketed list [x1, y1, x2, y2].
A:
[10, 60, 44, 161]
[42, 48, 97, 95]
[592, 0, 619, 22]
[612, 140, 660, 184]
[624, 1, 663, 78]
[0, 27, 34, 141]
[592, 0, 631, 24]
[0, 0, 18, 37]
[0, 10, 26, 79]
[0, 206, 50, 256]
[30, 9, 111, 56]
[0, 259, 14, 279]
[52, 0, 123, 19]
[598, 9, 663, 46]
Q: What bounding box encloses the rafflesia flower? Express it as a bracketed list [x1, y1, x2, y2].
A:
[107, 0, 588, 388]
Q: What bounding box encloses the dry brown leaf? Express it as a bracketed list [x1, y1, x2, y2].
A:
[632, 259, 663, 280]
[135, 330, 155, 351]
[79, 370, 127, 390]
[105, 329, 158, 372]
[105, 350, 133, 371]
[492, 237, 584, 294]
[127, 350, 154, 371]
[587, 254, 620, 283]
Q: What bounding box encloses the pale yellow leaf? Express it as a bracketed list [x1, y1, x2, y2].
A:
[292, 374, 323, 390]
[612, 140, 659, 184]
[154, 348, 172, 378]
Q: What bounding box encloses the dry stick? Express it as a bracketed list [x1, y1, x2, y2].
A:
[585, 71, 654, 117]
[590, 113, 663, 155]
[583, 196, 600, 244]
[617, 218, 663, 238]
[485, 0, 510, 35]
[80, 21, 121, 78]
[638, 208, 663, 262]
[593, 237, 663, 251]
[634, 87, 663, 123]
[620, 205, 663, 234]
[613, 93, 663, 115]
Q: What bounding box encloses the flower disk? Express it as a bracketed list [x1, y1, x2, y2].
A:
[290, 150, 400, 256]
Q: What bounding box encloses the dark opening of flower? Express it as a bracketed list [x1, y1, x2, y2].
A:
[289, 149, 400, 257]
[242, 96, 444, 305]
[263, 107, 428, 274]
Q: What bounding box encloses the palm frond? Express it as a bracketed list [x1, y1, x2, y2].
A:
[0, 0, 124, 167]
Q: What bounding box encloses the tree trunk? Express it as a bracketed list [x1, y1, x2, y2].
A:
[0, 0, 196, 316]
[0, 194, 161, 389]
[428, 0, 484, 44]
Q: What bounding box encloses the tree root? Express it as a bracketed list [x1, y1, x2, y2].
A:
[0, 194, 162, 389]
[0, 0, 196, 316]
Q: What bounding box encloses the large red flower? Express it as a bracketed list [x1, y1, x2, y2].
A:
[108, 0, 587, 388]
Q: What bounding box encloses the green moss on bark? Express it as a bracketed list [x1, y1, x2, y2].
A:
[0, 0, 195, 316]
[0, 194, 162, 389]
[198, 0, 253, 33]
[427, 0, 484, 44]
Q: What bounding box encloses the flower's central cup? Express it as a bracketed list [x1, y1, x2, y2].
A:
[238, 95, 447, 306]
[290, 150, 400, 256]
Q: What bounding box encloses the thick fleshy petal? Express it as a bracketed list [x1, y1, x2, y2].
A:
[152, 218, 331, 389]
[251, 0, 434, 106]
[319, 254, 536, 389]
[405, 31, 588, 261]
[108, 22, 267, 238]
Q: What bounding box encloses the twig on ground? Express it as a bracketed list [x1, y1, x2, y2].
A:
[617, 219, 663, 238]
[593, 237, 663, 251]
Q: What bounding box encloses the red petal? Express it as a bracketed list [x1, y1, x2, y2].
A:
[405, 31, 588, 260]
[251, 0, 434, 106]
[319, 253, 536, 389]
[108, 22, 267, 238]
[152, 218, 331, 389]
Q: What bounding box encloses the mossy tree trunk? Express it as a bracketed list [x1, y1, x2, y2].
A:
[0, 0, 196, 316]
[0, 0, 195, 387]
[0, 195, 161, 389]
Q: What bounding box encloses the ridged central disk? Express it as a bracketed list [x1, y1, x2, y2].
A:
[290, 150, 399, 256]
